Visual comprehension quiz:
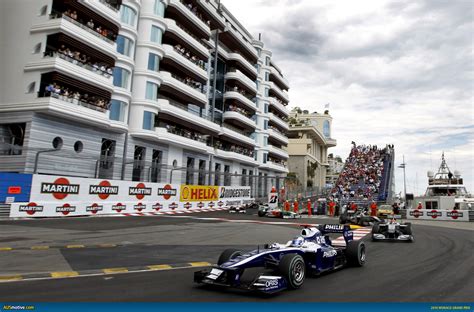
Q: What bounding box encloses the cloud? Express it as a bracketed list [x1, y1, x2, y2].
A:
[221, 0, 474, 194]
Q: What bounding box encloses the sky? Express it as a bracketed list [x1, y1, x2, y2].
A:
[223, 0, 474, 196]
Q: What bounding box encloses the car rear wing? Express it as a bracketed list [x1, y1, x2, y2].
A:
[320, 224, 353, 243]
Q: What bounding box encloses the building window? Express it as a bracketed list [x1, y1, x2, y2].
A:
[264, 103, 268, 114]
[263, 119, 268, 130]
[154, 0, 165, 17]
[143, 111, 155, 130]
[33, 43, 41, 54]
[52, 136, 63, 150]
[263, 153, 268, 164]
[224, 165, 231, 186]
[264, 88, 269, 97]
[26, 82, 36, 94]
[148, 53, 160, 72]
[74, 141, 83, 153]
[116, 35, 133, 57]
[323, 120, 331, 138]
[120, 5, 136, 27]
[265, 72, 269, 81]
[99, 139, 116, 179]
[132, 146, 146, 181]
[109, 99, 126, 121]
[198, 160, 206, 185]
[241, 169, 247, 186]
[151, 25, 163, 43]
[186, 157, 195, 185]
[214, 163, 221, 186]
[113, 67, 130, 88]
[265, 56, 270, 66]
[263, 136, 268, 146]
[146, 81, 159, 100]
[150, 149, 162, 183]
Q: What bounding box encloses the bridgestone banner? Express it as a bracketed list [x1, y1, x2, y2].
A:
[10, 175, 252, 218]
[406, 209, 469, 221]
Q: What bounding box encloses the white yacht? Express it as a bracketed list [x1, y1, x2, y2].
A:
[414, 153, 472, 210]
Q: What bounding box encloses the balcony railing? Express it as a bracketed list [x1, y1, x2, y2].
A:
[44, 51, 113, 78]
[179, 0, 210, 26]
[170, 73, 206, 94]
[39, 91, 109, 113]
[99, 0, 120, 12]
[172, 44, 206, 70]
[159, 123, 208, 144]
[50, 12, 116, 44]
[225, 86, 256, 102]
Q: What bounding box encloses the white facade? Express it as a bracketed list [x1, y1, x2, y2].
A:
[0, 0, 289, 198]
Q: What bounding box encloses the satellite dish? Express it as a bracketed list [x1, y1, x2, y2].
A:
[427, 171, 434, 178]
[454, 170, 461, 178]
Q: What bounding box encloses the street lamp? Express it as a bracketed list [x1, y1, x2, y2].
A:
[398, 155, 407, 202]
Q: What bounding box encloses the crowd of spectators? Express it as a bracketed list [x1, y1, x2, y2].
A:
[180, 0, 211, 26]
[226, 104, 252, 118]
[171, 74, 204, 93]
[44, 83, 109, 111]
[331, 143, 392, 200]
[225, 86, 255, 101]
[174, 44, 206, 70]
[268, 155, 286, 167]
[45, 45, 113, 77]
[51, 9, 117, 42]
[163, 123, 207, 143]
[213, 140, 254, 157]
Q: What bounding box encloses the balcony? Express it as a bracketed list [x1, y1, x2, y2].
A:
[78, 0, 120, 25]
[162, 44, 207, 82]
[32, 17, 116, 57]
[222, 111, 256, 131]
[223, 90, 256, 112]
[165, 18, 209, 59]
[220, 22, 258, 64]
[268, 145, 289, 159]
[268, 82, 290, 103]
[225, 69, 257, 95]
[228, 53, 258, 80]
[132, 127, 213, 154]
[268, 112, 289, 131]
[220, 125, 256, 147]
[159, 71, 207, 107]
[0, 94, 117, 130]
[268, 128, 289, 145]
[268, 97, 289, 117]
[158, 98, 220, 133]
[167, 0, 211, 39]
[214, 148, 257, 166]
[261, 161, 289, 173]
[25, 53, 113, 92]
[269, 65, 290, 91]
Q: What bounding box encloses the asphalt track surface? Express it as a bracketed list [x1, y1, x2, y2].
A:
[0, 211, 472, 302]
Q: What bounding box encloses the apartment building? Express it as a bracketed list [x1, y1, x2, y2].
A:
[326, 153, 344, 188]
[287, 109, 336, 190]
[0, 0, 289, 197]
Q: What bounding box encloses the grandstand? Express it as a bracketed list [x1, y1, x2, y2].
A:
[331, 143, 395, 207]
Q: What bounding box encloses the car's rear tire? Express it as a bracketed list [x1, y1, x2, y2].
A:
[346, 241, 366, 267]
[339, 214, 347, 224]
[258, 210, 266, 217]
[217, 249, 242, 265]
[279, 254, 305, 289]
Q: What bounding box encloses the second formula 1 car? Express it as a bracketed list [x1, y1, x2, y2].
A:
[371, 216, 414, 242]
[194, 224, 366, 294]
[339, 208, 381, 226]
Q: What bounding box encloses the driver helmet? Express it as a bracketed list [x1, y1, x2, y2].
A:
[290, 236, 305, 247]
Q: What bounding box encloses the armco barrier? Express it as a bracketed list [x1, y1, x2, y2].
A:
[9, 174, 253, 218]
[406, 209, 471, 222]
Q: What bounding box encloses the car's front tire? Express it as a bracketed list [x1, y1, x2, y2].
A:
[217, 249, 242, 265]
[279, 254, 305, 289]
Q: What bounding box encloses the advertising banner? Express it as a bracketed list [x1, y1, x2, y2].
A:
[406, 209, 469, 221]
[10, 175, 252, 218]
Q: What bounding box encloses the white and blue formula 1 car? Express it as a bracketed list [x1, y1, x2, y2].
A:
[194, 224, 366, 294]
[371, 216, 414, 242]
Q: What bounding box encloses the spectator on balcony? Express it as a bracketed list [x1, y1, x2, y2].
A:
[71, 11, 78, 20]
[87, 19, 94, 29]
